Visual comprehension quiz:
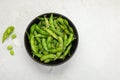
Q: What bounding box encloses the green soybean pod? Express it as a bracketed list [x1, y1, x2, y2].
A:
[29, 33, 33, 40]
[35, 37, 41, 43]
[43, 27, 58, 39]
[59, 44, 72, 59]
[37, 17, 45, 21]
[51, 28, 63, 37]
[56, 42, 59, 48]
[44, 59, 51, 63]
[30, 24, 36, 33]
[29, 25, 35, 40]
[56, 52, 62, 58]
[41, 21, 46, 26]
[26, 31, 30, 40]
[63, 18, 69, 25]
[51, 40, 57, 48]
[38, 43, 43, 51]
[34, 41, 37, 47]
[36, 53, 43, 58]
[34, 31, 37, 36]
[35, 24, 49, 35]
[34, 31, 39, 44]
[58, 18, 68, 30]
[33, 31, 38, 45]
[30, 36, 38, 53]
[38, 21, 42, 28]
[35, 34, 47, 38]
[57, 20, 69, 34]
[44, 15, 49, 28]
[58, 36, 63, 48]
[57, 17, 64, 24]
[35, 37, 43, 51]
[68, 25, 74, 33]
[32, 51, 43, 58]
[66, 33, 74, 47]
[49, 47, 63, 53]
[56, 20, 64, 33]
[59, 24, 70, 34]
[40, 54, 56, 61]
[2, 26, 14, 43]
[50, 19, 60, 32]
[53, 20, 61, 31]
[52, 39, 57, 45]
[63, 34, 68, 47]
[42, 38, 48, 51]
[63, 19, 74, 33]
[49, 36, 63, 53]
[47, 36, 52, 49]
[54, 20, 64, 37]
[43, 51, 49, 55]
[49, 14, 54, 29]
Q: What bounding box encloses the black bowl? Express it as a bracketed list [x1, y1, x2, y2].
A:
[24, 13, 79, 66]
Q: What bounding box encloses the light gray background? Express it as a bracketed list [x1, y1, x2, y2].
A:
[0, 0, 120, 80]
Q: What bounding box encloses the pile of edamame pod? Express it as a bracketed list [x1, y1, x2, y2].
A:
[27, 14, 75, 63]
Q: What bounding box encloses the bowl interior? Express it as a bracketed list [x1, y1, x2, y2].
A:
[24, 13, 79, 66]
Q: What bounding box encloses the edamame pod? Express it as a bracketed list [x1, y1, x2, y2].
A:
[56, 52, 62, 58]
[30, 36, 38, 53]
[44, 15, 49, 28]
[59, 24, 70, 34]
[40, 54, 56, 61]
[32, 51, 43, 58]
[35, 25, 49, 35]
[59, 44, 72, 59]
[30, 24, 36, 33]
[66, 33, 74, 47]
[42, 38, 48, 51]
[63, 34, 68, 47]
[49, 36, 63, 53]
[43, 27, 58, 39]
[2, 26, 14, 43]
[47, 36, 52, 49]
[63, 19, 74, 33]
[49, 14, 54, 29]
[44, 59, 51, 63]
[49, 47, 63, 53]
[43, 51, 49, 55]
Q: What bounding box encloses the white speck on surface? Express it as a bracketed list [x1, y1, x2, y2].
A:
[13, 38, 22, 47]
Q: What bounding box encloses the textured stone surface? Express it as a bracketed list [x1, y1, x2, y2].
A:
[0, 0, 120, 80]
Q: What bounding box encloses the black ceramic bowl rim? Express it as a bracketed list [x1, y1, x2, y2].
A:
[24, 13, 79, 66]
